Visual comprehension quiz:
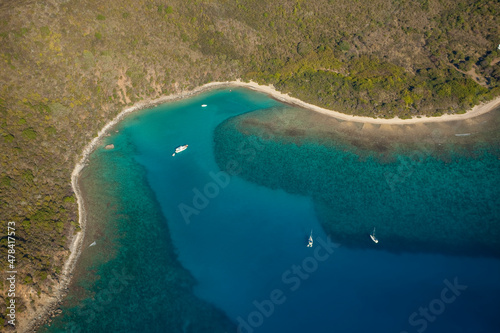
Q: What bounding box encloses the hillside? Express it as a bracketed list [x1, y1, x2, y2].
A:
[0, 0, 499, 330]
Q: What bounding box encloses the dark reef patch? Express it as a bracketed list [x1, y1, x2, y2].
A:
[213, 106, 500, 258]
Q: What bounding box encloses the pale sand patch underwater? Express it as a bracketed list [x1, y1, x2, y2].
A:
[20, 80, 500, 332]
[234, 80, 500, 124]
[213, 108, 500, 257]
[236, 103, 500, 160]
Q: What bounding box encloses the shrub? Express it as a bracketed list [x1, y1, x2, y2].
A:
[40, 26, 50, 37]
[1, 176, 11, 187]
[3, 134, 14, 143]
[338, 41, 350, 51]
[24, 275, 33, 284]
[22, 170, 34, 185]
[45, 126, 57, 135]
[22, 128, 37, 140]
[55, 221, 64, 233]
[22, 219, 31, 233]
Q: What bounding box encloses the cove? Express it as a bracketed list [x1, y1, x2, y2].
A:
[42, 88, 500, 333]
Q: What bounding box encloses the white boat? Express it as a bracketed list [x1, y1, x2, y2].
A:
[172, 145, 188, 156]
[307, 230, 313, 247]
[201, 104, 207, 107]
[370, 227, 379, 244]
[89, 241, 96, 247]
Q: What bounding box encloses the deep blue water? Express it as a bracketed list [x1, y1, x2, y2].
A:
[43, 88, 500, 333]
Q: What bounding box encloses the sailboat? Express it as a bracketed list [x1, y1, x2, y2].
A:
[172, 144, 188, 156]
[370, 227, 379, 244]
[307, 230, 313, 247]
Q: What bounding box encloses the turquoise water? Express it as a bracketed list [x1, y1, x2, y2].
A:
[43, 88, 500, 333]
[213, 108, 500, 257]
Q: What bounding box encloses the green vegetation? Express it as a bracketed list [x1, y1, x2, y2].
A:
[3, 134, 14, 143]
[1, 176, 11, 187]
[63, 195, 75, 203]
[239, 0, 499, 117]
[22, 128, 37, 140]
[24, 275, 33, 285]
[0, 0, 499, 329]
[40, 26, 50, 37]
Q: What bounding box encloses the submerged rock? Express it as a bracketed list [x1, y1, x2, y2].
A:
[105, 144, 115, 149]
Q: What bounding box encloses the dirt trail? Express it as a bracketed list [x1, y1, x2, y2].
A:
[451, 63, 488, 87]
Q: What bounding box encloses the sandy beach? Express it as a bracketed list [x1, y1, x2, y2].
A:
[21, 79, 500, 332]
[232, 80, 500, 124]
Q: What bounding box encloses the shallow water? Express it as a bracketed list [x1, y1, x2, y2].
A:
[42, 88, 500, 333]
[214, 107, 500, 257]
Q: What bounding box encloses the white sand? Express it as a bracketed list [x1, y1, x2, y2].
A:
[231, 80, 500, 124]
[22, 79, 499, 332]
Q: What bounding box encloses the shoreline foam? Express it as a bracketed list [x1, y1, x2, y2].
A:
[22, 79, 500, 332]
